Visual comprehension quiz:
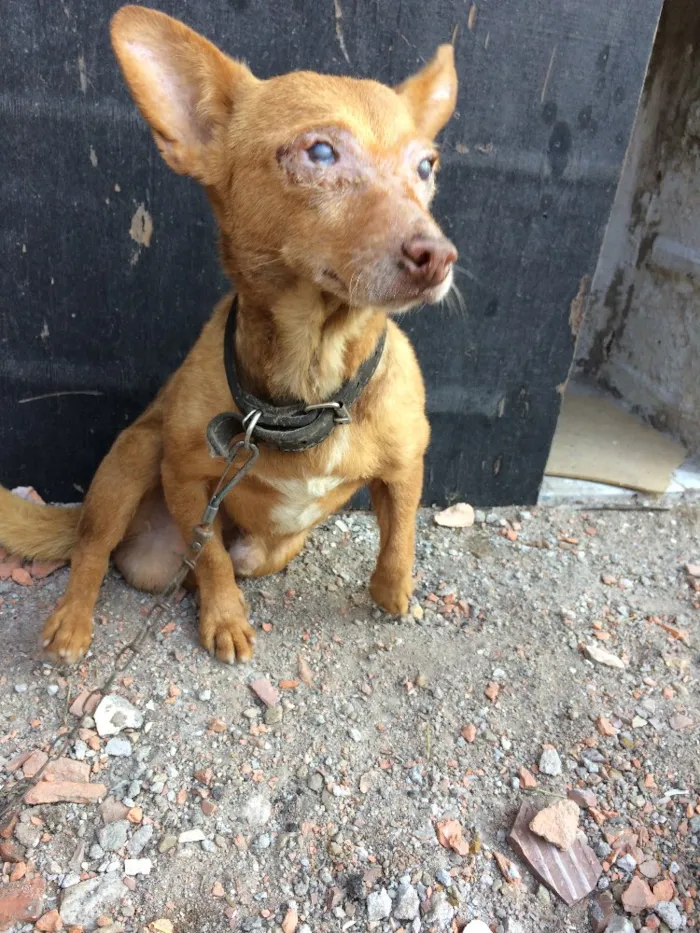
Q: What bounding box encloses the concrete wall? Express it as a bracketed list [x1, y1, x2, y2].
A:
[574, 0, 700, 456]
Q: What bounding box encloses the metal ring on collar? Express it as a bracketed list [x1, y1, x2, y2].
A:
[242, 409, 262, 448]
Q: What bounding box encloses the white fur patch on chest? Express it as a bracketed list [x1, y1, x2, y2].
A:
[262, 430, 349, 534]
[266, 475, 342, 533]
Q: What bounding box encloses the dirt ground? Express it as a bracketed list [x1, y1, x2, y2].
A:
[1, 502, 698, 933]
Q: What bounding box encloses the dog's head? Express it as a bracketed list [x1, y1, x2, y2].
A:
[111, 6, 458, 311]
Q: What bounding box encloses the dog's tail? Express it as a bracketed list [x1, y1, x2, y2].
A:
[0, 486, 80, 560]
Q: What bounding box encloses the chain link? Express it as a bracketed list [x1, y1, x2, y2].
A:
[0, 436, 259, 828]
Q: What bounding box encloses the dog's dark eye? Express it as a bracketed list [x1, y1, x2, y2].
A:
[307, 142, 336, 165]
[417, 157, 434, 181]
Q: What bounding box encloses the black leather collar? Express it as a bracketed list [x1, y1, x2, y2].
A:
[206, 295, 386, 456]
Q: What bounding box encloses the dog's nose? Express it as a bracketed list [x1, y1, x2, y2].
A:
[400, 235, 457, 288]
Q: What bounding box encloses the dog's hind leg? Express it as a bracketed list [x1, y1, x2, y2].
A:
[42, 406, 163, 662]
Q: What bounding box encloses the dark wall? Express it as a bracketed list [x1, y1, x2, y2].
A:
[0, 0, 662, 505]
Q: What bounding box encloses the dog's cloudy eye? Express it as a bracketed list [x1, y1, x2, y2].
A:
[307, 142, 336, 165]
[417, 158, 434, 181]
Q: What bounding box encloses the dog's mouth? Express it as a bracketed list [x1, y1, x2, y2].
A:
[318, 266, 453, 310]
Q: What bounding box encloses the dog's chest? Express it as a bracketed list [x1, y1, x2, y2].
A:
[256, 430, 350, 534]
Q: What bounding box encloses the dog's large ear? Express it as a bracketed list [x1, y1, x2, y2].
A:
[396, 45, 458, 138]
[110, 6, 257, 180]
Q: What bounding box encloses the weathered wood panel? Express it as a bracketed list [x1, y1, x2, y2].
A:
[0, 0, 662, 504]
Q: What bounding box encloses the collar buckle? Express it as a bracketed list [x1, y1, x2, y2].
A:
[304, 400, 352, 425]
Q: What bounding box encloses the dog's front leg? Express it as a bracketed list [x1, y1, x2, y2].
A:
[369, 461, 423, 616]
[161, 461, 255, 663]
[42, 414, 163, 662]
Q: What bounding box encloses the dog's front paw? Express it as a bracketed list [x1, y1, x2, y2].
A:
[199, 601, 255, 664]
[370, 570, 413, 617]
[42, 602, 93, 663]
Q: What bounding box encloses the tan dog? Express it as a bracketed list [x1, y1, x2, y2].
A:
[0, 6, 458, 664]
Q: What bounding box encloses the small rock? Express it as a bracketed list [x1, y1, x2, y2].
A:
[60, 873, 127, 927]
[423, 891, 454, 928]
[589, 891, 614, 933]
[14, 823, 41, 849]
[35, 908, 63, 931]
[124, 857, 152, 876]
[583, 644, 626, 669]
[159, 835, 178, 854]
[654, 902, 683, 930]
[25, 781, 106, 806]
[127, 824, 153, 857]
[243, 794, 272, 826]
[104, 738, 132, 757]
[393, 882, 420, 921]
[0, 841, 24, 863]
[20, 750, 49, 777]
[367, 888, 392, 922]
[621, 877, 656, 914]
[98, 821, 129, 852]
[653, 881, 675, 902]
[434, 503, 475, 528]
[0, 877, 45, 926]
[281, 907, 298, 933]
[249, 678, 279, 708]
[463, 923, 492, 933]
[639, 859, 660, 879]
[461, 724, 477, 743]
[539, 747, 562, 776]
[518, 766, 537, 788]
[94, 695, 143, 737]
[178, 829, 206, 844]
[568, 788, 597, 808]
[617, 854, 637, 874]
[669, 714, 693, 731]
[100, 797, 130, 824]
[69, 689, 101, 718]
[607, 919, 635, 933]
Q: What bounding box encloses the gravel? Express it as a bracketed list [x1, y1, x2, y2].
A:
[1, 503, 698, 932]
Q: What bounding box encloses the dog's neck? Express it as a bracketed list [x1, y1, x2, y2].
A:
[233, 281, 387, 406]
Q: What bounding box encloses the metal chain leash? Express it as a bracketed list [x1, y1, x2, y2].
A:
[0, 429, 260, 828]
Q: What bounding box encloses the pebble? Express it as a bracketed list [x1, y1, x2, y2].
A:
[104, 738, 133, 757]
[98, 821, 129, 853]
[617, 854, 637, 873]
[366, 888, 392, 922]
[159, 835, 178, 854]
[14, 823, 41, 849]
[539, 747, 562, 776]
[423, 891, 454, 927]
[243, 794, 272, 826]
[179, 829, 206, 844]
[124, 857, 152, 876]
[307, 774, 324, 793]
[655, 902, 683, 930]
[393, 882, 420, 920]
[94, 695, 144, 737]
[198, 689, 212, 701]
[583, 644, 626, 669]
[60, 873, 127, 927]
[127, 824, 153, 856]
[14, 683, 27, 694]
[606, 919, 635, 933]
